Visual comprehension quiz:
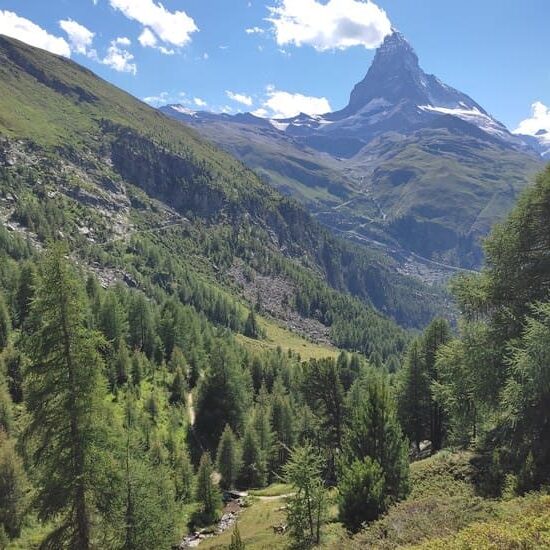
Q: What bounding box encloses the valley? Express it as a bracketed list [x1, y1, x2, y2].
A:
[0, 6, 549, 550]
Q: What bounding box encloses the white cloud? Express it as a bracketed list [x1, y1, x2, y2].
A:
[143, 90, 187, 106]
[59, 19, 95, 56]
[514, 102, 550, 138]
[143, 91, 170, 106]
[194, 97, 207, 107]
[253, 85, 331, 118]
[226, 91, 253, 107]
[139, 27, 157, 47]
[267, 0, 391, 51]
[102, 37, 137, 74]
[115, 36, 131, 46]
[0, 10, 70, 57]
[246, 26, 265, 35]
[109, 0, 197, 48]
[138, 26, 174, 54]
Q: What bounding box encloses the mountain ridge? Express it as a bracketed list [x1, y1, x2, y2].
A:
[0, 33, 445, 331]
[161, 31, 542, 270]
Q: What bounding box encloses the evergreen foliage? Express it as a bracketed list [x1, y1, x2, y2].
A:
[195, 452, 221, 525]
[338, 456, 385, 533]
[216, 424, 242, 490]
[284, 444, 327, 548]
[24, 246, 115, 549]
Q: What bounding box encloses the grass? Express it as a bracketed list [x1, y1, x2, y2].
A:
[236, 317, 340, 361]
[413, 494, 550, 549]
[347, 451, 495, 549]
[249, 483, 293, 497]
[200, 498, 287, 550]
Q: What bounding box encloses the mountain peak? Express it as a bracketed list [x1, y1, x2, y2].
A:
[374, 29, 419, 65]
[343, 30, 483, 118]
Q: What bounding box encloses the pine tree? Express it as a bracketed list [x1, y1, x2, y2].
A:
[0, 432, 28, 539]
[338, 457, 385, 532]
[114, 341, 131, 388]
[131, 352, 144, 387]
[128, 292, 155, 358]
[2, 346, 24, 404]
[0, 378, 13, 435]
[195, 343, 251, 450]
[15, 261, 35, 328]
[244, 309, 259, 339]
[122, 399, 176, 550]
[216, 424, 241, 490]
[195, 452, 221, 524]
[344, 374, 409, 505]
[99, 292, 128, 347]
[25, 246, 114, 549]
[398, 339, 429, 451]
[174, 449, 194, 503]
[169, 367, 187, 405]
[239, 422, 266, 488]
[0, 293, 10, 352]
[271, 380, 294, 473]
[284, 444, 327, 548]
[421, 319, 450, 451]
[253, 388, 274, 479]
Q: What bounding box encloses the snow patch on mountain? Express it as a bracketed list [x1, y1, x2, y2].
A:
[419, 103, 512, 141]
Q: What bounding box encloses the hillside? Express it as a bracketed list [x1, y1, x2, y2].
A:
[0, 33, 446, 330]
[162, 31, 542, 271]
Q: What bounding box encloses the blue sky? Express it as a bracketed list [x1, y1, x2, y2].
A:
[0, 0, 549, 132]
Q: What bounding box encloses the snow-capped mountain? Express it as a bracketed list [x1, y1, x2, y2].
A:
[163, 31, 532, 158]
[161, 31, 543, 271]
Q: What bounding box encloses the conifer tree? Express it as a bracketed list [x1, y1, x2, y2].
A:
[284, 444, 327, 547]
[131, 352, 144, 387]
[174, 449, 194, 503]
[0, 378, 13, 435]
[244, 309, 259, 339]
[169, 367, 187, 405]
[239, 423, 266, 488]
[128, 292, 155, 358]
[421, 318, 450, 451]
[25, 246, 114, 549]
[271, 380, 294, 472]
[195, 343, 251, 450]
[122, 398, 176, 550]
[398, 339, 429, 451]
[344, 374, 409, 505]
[0, 432, 28, 539]
[338, 457, 385, 532]
[195, 452, 221, 524]
[0, 293, 10, 352]
[2, 346, 24, 404]
[99, 292, 128, 347]
[15, 261, 35, 328]
[216, 424, 242, 489]
[253, 387, 274, 475]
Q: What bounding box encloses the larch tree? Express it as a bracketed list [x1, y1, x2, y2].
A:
[25, 246, 115, 549]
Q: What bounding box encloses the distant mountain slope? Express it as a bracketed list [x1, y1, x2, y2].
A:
[162, 31, 542, 270]
[0, 34, 446, 333]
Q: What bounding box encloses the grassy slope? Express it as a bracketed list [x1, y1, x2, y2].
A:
[236, 318, 340, 361]
[346, 451, 550, 550]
